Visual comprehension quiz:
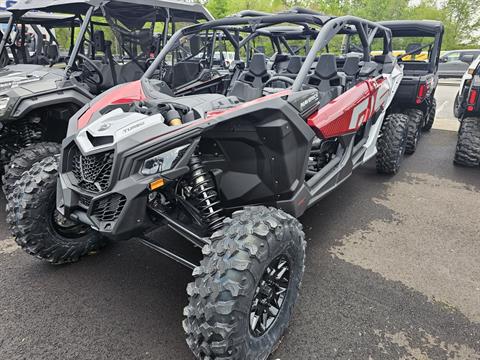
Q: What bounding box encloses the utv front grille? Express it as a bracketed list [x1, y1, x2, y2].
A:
[78, 194, 93, 208]
[91, 193, 126, 223]
[71, 147, 114, 193]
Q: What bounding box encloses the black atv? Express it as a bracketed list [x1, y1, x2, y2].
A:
[0, 0, 212, 192]
[378, 20, 444, 154]
[8, 12, 406, 360]
[454, 59, 480, 167]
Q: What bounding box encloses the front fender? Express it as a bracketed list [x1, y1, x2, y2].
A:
[5, 88, 93, 122]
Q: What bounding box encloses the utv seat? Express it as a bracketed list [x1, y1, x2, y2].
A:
[282, 55, 303, 77]
[404, 43, 423, 61]
[96, 61, 145, 91]
[358, 61, 380, 80]
[266, 56, 303, 89]
[339, 55, 360, 89]
[165, 61, 202, 88]
[45, 44, 59, 65]
[228, 53, 270, 102]
[373, 54, 395, 74]
[307, 54, 344, 106]
[269, 53, 290, 72]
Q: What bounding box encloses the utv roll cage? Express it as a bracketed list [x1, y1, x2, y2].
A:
[4, 0, 213, 76]
[378, 20, 444, 73]
[255, 26, 319, 55]
[8, 0, 213, 21]
[0, 11, 78, 65]
[144, 12, 394, 93]
[0, 11, 76, 25]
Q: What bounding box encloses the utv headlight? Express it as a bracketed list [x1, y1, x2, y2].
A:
[140, 145, 189, 176]
[0, 82, 12, 92]
[0, 77, 39, 93]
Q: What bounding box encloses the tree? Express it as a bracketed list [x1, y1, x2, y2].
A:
[205, 0, 229, 19]
[443, 0, 480, 48]
[200, 0, 479, 50]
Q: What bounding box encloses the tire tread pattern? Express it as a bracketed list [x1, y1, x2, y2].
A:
[376, 113, 409, 174]
[454, 117, 480, 167]
[2, 142, 61, 199]
[183, 206, 306, 360]
[6, 156, 106, 264]
[405, 108, 423, 154]
[423, 98, 436, 131]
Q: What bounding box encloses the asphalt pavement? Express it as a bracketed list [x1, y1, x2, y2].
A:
[0, 84, 479, 360]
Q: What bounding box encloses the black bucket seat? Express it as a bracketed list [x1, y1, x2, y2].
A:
[228, 53, 270, 102]
[340, 55, 360, 89]
[307, 54, 344, 106]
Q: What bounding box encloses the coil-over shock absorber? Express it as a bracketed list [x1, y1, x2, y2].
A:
[188, 155, 224, 233]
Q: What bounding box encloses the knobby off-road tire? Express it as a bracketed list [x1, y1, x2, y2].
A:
[423, 98, 437, 131]
[376, 113, 409, 175]
[454, 117, 480, 167]
[184, 206, 306, 360]
[453, 93, 463, 119]
[2, 142, 61, 199]
[7, 156, 107, 264]
[405, 108, 424, 154]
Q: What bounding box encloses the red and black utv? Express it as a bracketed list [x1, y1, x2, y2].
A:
[8, 11, 407, 360]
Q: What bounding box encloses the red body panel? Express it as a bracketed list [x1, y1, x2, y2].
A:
[307, 78, 389, 138]
[78, 80, 146, 129]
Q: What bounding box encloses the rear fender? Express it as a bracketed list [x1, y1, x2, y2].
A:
[363, 64, 404, 162]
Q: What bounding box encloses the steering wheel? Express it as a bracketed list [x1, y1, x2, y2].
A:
[74, 53, 104, 87]
[264, 75, 295, 88]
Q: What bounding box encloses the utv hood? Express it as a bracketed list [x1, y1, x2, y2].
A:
[75, 108, 171, 155]
[0, 64, 65, 95]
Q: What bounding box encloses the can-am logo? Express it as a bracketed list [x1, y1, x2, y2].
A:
[98, 123, 112, 131]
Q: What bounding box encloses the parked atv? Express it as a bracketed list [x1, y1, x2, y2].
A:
[454, 58, 480, 166]
[0, 0, 212, 191]
[454, 56, 480, 119]
[378, 20, 444, 154]
[8, 12, 406, 359]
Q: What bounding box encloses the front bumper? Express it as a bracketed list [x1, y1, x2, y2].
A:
[57, 169, 156, 241]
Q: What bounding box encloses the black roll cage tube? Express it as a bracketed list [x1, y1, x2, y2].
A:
[143, 13, 393, 93]
[0, 11, 81, 62]
[0, 16, 14, 58]
[65, 4, 171, 78]
[65, 6, 94, 76]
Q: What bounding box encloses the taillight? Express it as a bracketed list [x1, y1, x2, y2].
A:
[467, 89, 478, 112]
[416, 83, 427, 104]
